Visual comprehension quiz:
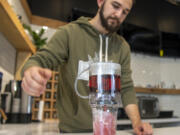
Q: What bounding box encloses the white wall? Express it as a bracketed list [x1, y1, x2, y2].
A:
[0, 33, 16, 92]
[0, 0, 29, 92]
[131, 53, 161, 88]
[7, 0, 30, 24]
[131, 53, 180, 89]
[131, 53, 180, 117]
[160, 58, 180, 88]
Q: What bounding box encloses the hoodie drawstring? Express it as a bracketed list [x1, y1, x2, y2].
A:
[99, 35, 103, 62]
[99, 35, 109, 62]
[105, 37, 109, 62]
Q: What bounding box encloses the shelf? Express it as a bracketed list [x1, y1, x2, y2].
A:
[44, 99, 52, 101]
[43, 109, 51, 111]
[46, 89, 52, 91]
[32, 71, 59, 121]
[44, 119, 59, 123]
[135, 87, 180, 95]
[32, 108, 39, 111]
[0, 0, 36, 53]
[33, 98, 40, 101]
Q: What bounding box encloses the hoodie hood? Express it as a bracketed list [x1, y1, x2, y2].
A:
[72, 16, 102, 38]
[72, 16, 115, 38]
[72, 17, 117, 62]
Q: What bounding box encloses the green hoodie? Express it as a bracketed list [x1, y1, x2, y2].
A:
[21, 17, 137, 132]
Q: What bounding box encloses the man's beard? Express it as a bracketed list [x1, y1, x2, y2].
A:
[99, 3, 121, 33]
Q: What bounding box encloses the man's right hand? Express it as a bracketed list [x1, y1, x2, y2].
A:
[21, 66, 52, 97]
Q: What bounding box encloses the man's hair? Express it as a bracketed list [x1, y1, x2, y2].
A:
[132, 0, 136, 4]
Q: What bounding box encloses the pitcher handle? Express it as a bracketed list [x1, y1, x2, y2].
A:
[74, 67, 90, 99]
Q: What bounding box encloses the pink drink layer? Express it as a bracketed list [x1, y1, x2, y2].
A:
[93, 111, 116, 135]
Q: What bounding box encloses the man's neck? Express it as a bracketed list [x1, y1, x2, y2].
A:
[89, 14, 109, 35]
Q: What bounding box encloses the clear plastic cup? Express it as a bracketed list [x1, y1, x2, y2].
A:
[92, 105, 118, 135]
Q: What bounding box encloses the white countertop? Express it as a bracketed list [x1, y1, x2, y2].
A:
[117, 117, 180, 125]
[0, 122, 180, 135]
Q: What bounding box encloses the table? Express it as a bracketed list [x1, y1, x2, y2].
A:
[117, 117, 180, 125]
[0, 122, 180, 135]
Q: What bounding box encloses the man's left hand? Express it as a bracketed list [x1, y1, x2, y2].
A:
[133, 122, 153, 135]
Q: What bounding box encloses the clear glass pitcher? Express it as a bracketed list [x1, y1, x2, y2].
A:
[75, 62, 121, 106]
[75, 62, 121, 135]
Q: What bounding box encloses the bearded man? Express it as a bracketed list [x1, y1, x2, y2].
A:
[21, 0, 153, 134]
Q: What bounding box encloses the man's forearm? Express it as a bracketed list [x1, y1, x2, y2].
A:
[125, 104, 142, 128]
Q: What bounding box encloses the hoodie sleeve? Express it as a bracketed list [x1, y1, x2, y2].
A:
[21, 26, 69, 77]
[120, 40, 137, 108]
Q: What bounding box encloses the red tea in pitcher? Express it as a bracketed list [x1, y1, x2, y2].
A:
[89, 74, 121, 93]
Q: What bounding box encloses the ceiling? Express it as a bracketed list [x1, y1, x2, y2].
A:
[27, 0, 180, 57]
